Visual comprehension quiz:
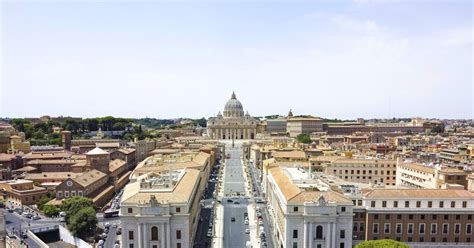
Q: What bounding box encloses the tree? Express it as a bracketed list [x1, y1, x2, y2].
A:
[296, 133, 311, 144]
[355, 239, 409, 248]
[61, 196, 94, 222]
[67, 206, 97, 238]
[43, 205, 60, 217]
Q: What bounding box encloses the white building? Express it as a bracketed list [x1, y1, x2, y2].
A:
[120, 168, 202, 248]
[207, 92, 258, 140]
[266, 166, 353, 248]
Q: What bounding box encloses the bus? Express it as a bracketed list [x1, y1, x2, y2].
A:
[104, 209, 119, 218]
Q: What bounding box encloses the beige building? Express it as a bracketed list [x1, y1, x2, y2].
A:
[363, 189, 474, 246]
[325, 158, 398, 186]
[120, 168, 203, 248]
[287, 117, 323, 138]
[207, 92, 258, 140]
[266, 166, 354, 248]
[0, 179, 47, 206]
[396, 162, 468, 189]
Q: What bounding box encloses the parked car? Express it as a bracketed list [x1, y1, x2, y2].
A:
[245, 228, 250, 234]
[231, 217, 235, 222]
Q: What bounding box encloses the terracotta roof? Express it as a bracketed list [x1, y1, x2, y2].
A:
[96, 142, 120, 148]
[26, 159, 79, 165]
[268, 167, 301, 201]
[25, 172, 81, 180]
[85, 147, 109, 155]
[23, 152, 71, 160]
[72, 169, 107, 187]
[333, 158, 396, 164]
[117, 148, 135, 155]
[0, 153, 16, 162]
[271, 151, 306, 159]
[109, 159, 127, 172]
[364, 189, 474, 199]
[398, 163, 435, 174]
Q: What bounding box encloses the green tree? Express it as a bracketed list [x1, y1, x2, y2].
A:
[67, 206, 97, 238]
[296, 133, 311, 144]
[43, 205, 60, 217]
[61, 196, 94, 222]
[37, 195, 51, 210]
[355, 239, 409, 248]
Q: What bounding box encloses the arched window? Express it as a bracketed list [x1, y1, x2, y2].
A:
[151, 226, 158, 241]
[316, 225, 323, 239]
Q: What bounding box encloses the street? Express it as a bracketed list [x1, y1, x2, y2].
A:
[223, 142, 250, 248]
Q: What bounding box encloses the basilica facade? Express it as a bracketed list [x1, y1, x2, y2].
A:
[207, 92, 258, 140]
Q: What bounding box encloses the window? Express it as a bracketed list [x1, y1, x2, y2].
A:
[408, 224, 414, 234]
[177, 243, 181, 248]
[294, 207, 298, 212]
[431, 224, 437, 234]
[396, 223, 402, 234]
[371, 201, 376, 207]
[393, 201, 398, 208]
[432, 215, 437, 220]
[129, 245, 134, 248]
[353, 223, 358, 232]
[340, 242, 345, 248]
[421, 214, 425, 220]
[397, 214, 402, 220]
[444, 215, 449, 220]
[293, 242, 298, 248]
[405, 201, 410, 208]
[385, 214, 390, 220]
[358, 200, 362, 206]
[384, 223, 390, 234]
[455, 224, 460, 234]
[129, 231, 134, 240]
[359, 223, 365, 232]
[78, 190, 83, 196]
[71, 191, 76, 197]
[382, 201, 387, 207]
[57, 191, 62, 198]
[456, 214, 460, 220]
[439, 201, 444, 208]
[431, 237, 436, 242]
[443, 237, 447, 242]
[293, 229, 298, 238]
[64, 191, 69, 198]
[451, 201, 456, 208]
[443, 224, 448, 234]
[428, 201, 433, 208]
[409, 214, 413, 220]
[469, 215, 472, 220]
[128, 208, 133, 213]
[419, 223, 425, 234]
[316, 226, 323, 239]
[419, 237, 424, 242]
[416, 201, 421, 208]
[176, 230, 181, 239]
[176, 207, 181, 213]
[340, 229, 345, 239]
[462, 201, 467, 208]
[467, 224, 472, 234]
[373, 223, 379, 234]
[341, 207, 346, 212]
[408, 237, 412, 242]
[151, 226, 159, 240]
[374, 214, 379, 219]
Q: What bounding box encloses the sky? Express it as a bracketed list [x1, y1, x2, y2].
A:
[1, 0, 472, 119]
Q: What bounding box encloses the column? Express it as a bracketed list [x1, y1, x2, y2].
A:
[166, 222, 171, 248]
[326, 223, 331, 248]
[138, 223, 143, 248]
[304, 221, 309, 248]
[144, 224, 148, 248]
[161, 223, 165, 248]
[331, 222, 336, 248]
[309, 223, 314, 248]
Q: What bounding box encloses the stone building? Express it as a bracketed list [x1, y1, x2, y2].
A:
[207, 92, 258, 140]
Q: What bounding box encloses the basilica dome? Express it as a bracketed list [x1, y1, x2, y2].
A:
[223, 91, 244, 118]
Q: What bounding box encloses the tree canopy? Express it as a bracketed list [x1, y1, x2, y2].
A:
[61, 197, 97, 238]
[296, 133, 312, 144]
[355, 239, 409, 248]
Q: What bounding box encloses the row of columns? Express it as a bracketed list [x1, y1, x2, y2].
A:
[303, 221, 336, 248]
[210, 128, 255, 139]
[136, 222, 171, 248]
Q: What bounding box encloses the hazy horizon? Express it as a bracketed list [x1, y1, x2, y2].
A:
[1, 1, 472, 119]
